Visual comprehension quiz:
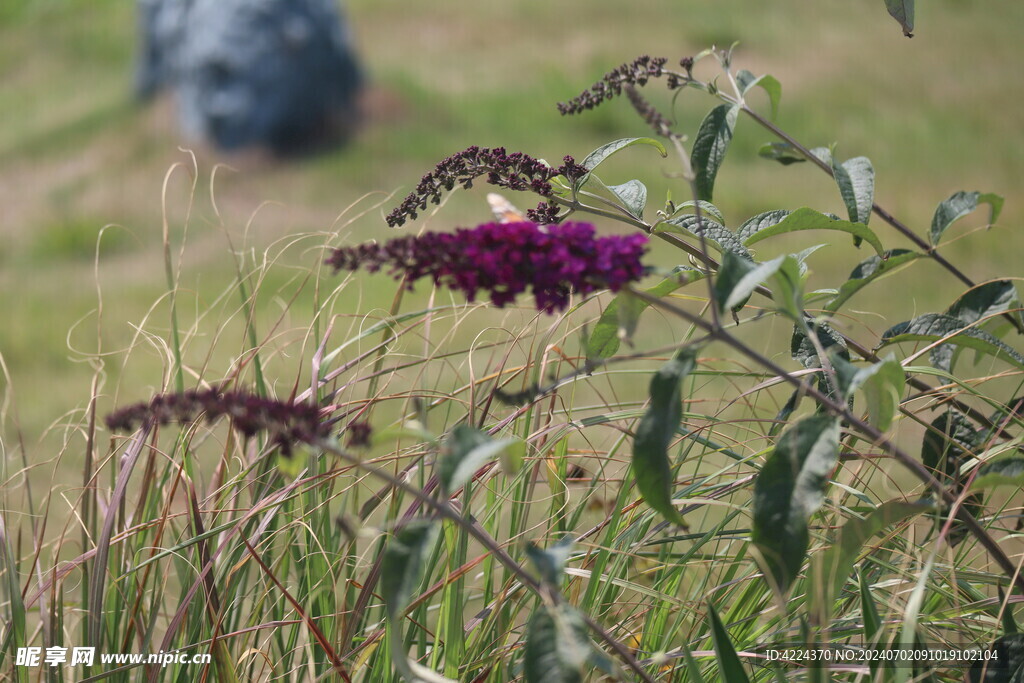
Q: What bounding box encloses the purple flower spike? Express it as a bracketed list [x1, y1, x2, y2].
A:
[326, 221, 648, 314]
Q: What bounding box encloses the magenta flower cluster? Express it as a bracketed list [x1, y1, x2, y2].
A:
[326, 221, 648, 313]
[385, 146, 587, 228]
[105, 388, 341, 457]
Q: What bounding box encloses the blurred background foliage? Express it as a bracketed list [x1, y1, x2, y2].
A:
[0, 0, 1022, 473]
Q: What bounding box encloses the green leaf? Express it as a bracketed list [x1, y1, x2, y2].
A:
[667, 200, 725, 225]
[706, 602, 751, 683]
[661, 214, 752, 260]
[929, 190, 1004, 245]
[692, 104, 739, 201]
[525, 536, 575, 587]
[809, 146, 834, 167]
[971, 457, 1024, 491]
[715, 251, 776, 314]
[743, 207, 885, 256]
[758, 142, 805, 166]
[769, 256, 805, 321]
[632, 348, 697, 527]
[792, 322, 850, 369]
[587, 270, 697, 359]
[948, 280, 1022, 327]
[932, 280, 1023, 371]
[607, 179, 647, 219]
[832, 354, 906, 431]
[381, 520, 439, 619]
[581, 137, 668, 172]
[825, 249, 922, 312]
[880, 313, 1024, 370]
[736, 70, 782, 120]
[815, 499, 933, 611]
[524, 605, 589, 683]
[832, 156, 875, 226]
[883, 0, 915, 37]
[752, 416, 840, 593]
[437, 425, 518, 496]
[737, 209, 791, 243]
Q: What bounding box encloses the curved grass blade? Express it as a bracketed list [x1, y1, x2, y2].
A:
[706, 602, 751, 683]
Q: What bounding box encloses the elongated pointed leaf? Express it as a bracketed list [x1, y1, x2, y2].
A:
[753, 416, 840, 593]
[381, 520, 439, 618]
[792, 322, 849, 368]
[742, 207, 884, 256]
[883, 0, 915, 36]
[826, 249, 921, 312]
[524, 605, 589, 683]
[706, 602, 751, 683]
[632, 348, 697, 527]
[438, 425, 518, 495]
[661, 214, 751, 259]
[758, 142, 805, 166]
[736, 70, 782, 120]
[929, 190, 1004, 245]
[692, 104, 739, 201]
[588, 269, 699, 359]
[608, 179, 648, 219]
[880, 313, 1024, 370]
[817, 499, 933, 606]
[737, 210, 792, 242]
[581, 137, 668, 172]
[832, 156, 875, 226]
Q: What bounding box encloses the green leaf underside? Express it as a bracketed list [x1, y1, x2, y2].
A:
[581, 137, 668, 172]
[881, 313, 1024, 370]
[607, 179, 647, 219]
[438, 425, 517, 495]
[929, 190, 1004, 245]
[671, 200, 725, 225]
[817, 499, 934, 607]
[524, 606, 589, 683]
[743, 207, 885, 256]
[588, 270, 697, 359]
[883, 0, 915, 36]
[758, 142, 805, 166]
[662, 214, 752, 260]
[632, 348, 697, 527]
[737, 210, 791, 243]
[826, 249, 921, 312]
[832, 156, 875, 226]
[736, 69, 782, 120]
[381, 520, 438, 619]
[753, 416, 840, 593]
[692, 104, 739, 201]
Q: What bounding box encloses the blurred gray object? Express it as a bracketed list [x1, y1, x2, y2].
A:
[136, 0, 362, 154]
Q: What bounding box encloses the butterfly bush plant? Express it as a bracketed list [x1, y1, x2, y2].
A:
[89, 31, 1024, 683]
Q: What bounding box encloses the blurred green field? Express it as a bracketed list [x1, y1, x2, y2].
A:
[1, 0, 1022, 467]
